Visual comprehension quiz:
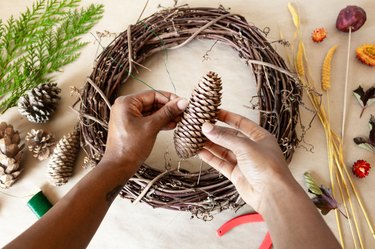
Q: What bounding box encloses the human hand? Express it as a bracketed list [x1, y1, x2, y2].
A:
[198, 109, 292, 212]
[101, 90, 188, 175]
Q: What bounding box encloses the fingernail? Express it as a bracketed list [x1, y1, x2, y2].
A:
[177, 98, 188, 110]
[202, 122, 214, 133]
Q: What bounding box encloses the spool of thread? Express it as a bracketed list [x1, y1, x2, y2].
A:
[27, 191, 53, 218]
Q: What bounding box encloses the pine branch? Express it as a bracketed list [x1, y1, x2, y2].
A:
[0, 1, 104, 113]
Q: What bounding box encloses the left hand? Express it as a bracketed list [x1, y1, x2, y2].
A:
[101, 90, 188, 174]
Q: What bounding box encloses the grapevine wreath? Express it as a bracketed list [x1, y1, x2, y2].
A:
[79, 6, 301, 220]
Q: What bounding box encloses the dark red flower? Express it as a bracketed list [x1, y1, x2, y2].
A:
[352, 160, 371, 178]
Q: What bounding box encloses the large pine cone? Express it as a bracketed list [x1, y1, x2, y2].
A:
[174, 71, 222, 159]
[25, 129, 56, 161]
[18, 82, 61, 123]
[0, 122, 24, 189]
[48, 126, 80, 186]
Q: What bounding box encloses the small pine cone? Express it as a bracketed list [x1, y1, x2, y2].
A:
[174, 71, 222, 158]
[18, 82, 61, 123]
[0, 122, 24, 189]
[25, 129, 56, 161]
[48, 126, 80, 186]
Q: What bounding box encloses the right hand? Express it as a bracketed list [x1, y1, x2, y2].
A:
[198, 109, 292, 212]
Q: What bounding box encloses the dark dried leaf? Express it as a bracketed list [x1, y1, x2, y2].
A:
[353, 115, 375, 152]
[304, 171, 338, 215]
[312, 187, 338, 215]
[369, 115, 375, 143]
[353, 85, 375, 117]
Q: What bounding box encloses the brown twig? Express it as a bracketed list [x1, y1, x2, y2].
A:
[79, 6, 301, 219]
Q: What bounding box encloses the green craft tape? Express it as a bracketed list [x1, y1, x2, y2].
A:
[27, 191, 53, 219]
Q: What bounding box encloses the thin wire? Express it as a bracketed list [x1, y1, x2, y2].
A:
[0, 190, 34, 199]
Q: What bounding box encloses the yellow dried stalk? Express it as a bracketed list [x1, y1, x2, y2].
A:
[321, 45, 338, 91]
[288, 2, 300, 29]
[336, 173, 356, 249]
[296, 41, 305, 78]
[287, 2, 375, 247]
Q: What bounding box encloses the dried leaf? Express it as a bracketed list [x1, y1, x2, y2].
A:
[304, 171, 338, 215]
[311, 187, 338, 215]
[304, 172, 322, 195]
[354, 115, 375, 152]
[288, 2, 300, 29]
[321, 45, 338, 91]
[353, 85, 375, 117]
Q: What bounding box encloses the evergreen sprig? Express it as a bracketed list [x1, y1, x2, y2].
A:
[0, 0, 104, 113]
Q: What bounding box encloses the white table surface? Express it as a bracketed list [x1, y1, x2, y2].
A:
[1, 0, 374, 248]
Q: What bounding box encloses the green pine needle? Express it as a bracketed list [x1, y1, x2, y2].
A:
[0, 0, 104, 113]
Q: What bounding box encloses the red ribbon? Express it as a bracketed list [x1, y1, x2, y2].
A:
[217, 213, 272, 249]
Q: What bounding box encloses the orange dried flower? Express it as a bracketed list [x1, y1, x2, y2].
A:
[352, 160, 371, 178]
[356, 44, 375, 66]
[311, 28, 327, 43]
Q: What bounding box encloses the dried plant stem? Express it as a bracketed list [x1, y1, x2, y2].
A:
[336, 173, 357, 249]
[341, 27, 352, 140]
[87, 78, 111, 110]
[288, 4, 374, 245]
[326, 93, 345, 248]
[334, 145, 364, 249]
[133, 170, 171, 204]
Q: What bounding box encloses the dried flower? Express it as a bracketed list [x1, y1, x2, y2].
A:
[321, 45, 338, 91]
[311, 28, 327, 43]
[336, 5, 367, 32]
[356, 44, 375, 67]
[352, 160, 371, 178]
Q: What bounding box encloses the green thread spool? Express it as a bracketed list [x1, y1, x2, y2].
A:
[27, 191, 53, 218]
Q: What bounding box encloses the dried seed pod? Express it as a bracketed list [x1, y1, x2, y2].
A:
[336, 5, 366, 32]
[321, 45, 338, 91]
[174, 71, 222, 159]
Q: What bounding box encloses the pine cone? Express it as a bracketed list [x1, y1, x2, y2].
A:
[0, 122, 24, 189]
[25, 129, 56, 161]
[174, 71, 222, 159]
[18, 82, 61, 123]
[48, 126, 80, 186]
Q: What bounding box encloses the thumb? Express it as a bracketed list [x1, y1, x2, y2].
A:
[150, 98, 188, 130]
[202, 123, 247, 151]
